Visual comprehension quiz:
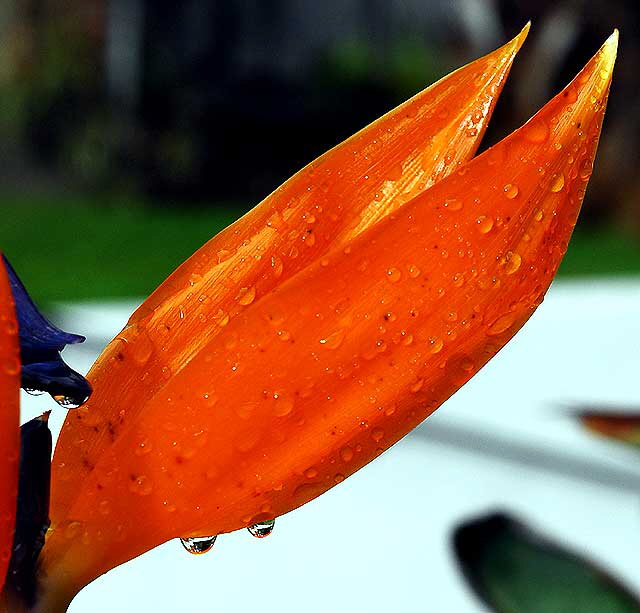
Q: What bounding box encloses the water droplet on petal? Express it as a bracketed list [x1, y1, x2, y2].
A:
[503, 183, 519, 199]
[340, 446, 354, 462]
[134, 438, 153, 456]
[429, 338, 444, 354]
[459, 356, 475, 372]
[401, 332, 414, 346]
[550, 173, 565, 193]
[579, 160, 593, 180]
[319, 329, 345, 349]
[180, 535, 217, 555]
[476, 215, 494, 234]
[131, 330, 154, 366]
[63, 521, 82, 539]
[453, 273, 465, 287]
[487, 313, 516, 336]
[236, 286, 256, 306]
[273, 394, 294, 417]
[248, 520, 275, 538]
[271, 256, 284, 278]
[443, 198, 463, 211]
[503, 252, 522, 275]
[523, 119, 549, 143]
[213, 309, 230, 327]
[4, 358, 20, 376]
[386, 267, 402, 282]
[128, 474, 153, 496]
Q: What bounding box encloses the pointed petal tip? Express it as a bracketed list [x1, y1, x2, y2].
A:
[600, 29, 619, 76]
[503, 21, 530, 55]
[514, 21, 531, 51]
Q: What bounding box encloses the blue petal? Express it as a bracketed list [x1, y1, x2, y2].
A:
[3, 255, 92, 408]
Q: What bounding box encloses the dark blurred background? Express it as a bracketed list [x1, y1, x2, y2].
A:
[1, 0, 639, 303]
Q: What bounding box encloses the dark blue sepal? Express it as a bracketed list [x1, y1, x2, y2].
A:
[5, 413, 52, 609]
[2, 255, 92, 408]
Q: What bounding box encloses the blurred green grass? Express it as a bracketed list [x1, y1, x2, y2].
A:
[2, 195, 640, 305]
[0, 195, 242, 305]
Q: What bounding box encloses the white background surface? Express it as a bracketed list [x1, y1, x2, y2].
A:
[21, 278, 640, 612]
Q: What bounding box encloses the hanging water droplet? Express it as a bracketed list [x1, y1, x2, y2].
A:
[53, 393, 89, 409]
[180, 535, 217, 554]
[248, 519, 275, 538]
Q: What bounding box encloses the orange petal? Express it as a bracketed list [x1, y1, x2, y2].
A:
[39, 31, 617, 604]
[51, 27, 528, 524]
[0, 256, 20, 593]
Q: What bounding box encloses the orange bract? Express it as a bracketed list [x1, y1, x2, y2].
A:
[0, 256, 20, 593]
[41, 29, 617, 609]
[51, 26, 528, 524]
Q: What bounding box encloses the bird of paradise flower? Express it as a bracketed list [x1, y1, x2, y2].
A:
[0, 24, 618, 612]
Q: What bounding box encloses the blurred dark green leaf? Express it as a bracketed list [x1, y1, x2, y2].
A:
[453, 512, 640, 612]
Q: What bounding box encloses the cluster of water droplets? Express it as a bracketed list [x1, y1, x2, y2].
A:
[180, 519, 275, 555]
